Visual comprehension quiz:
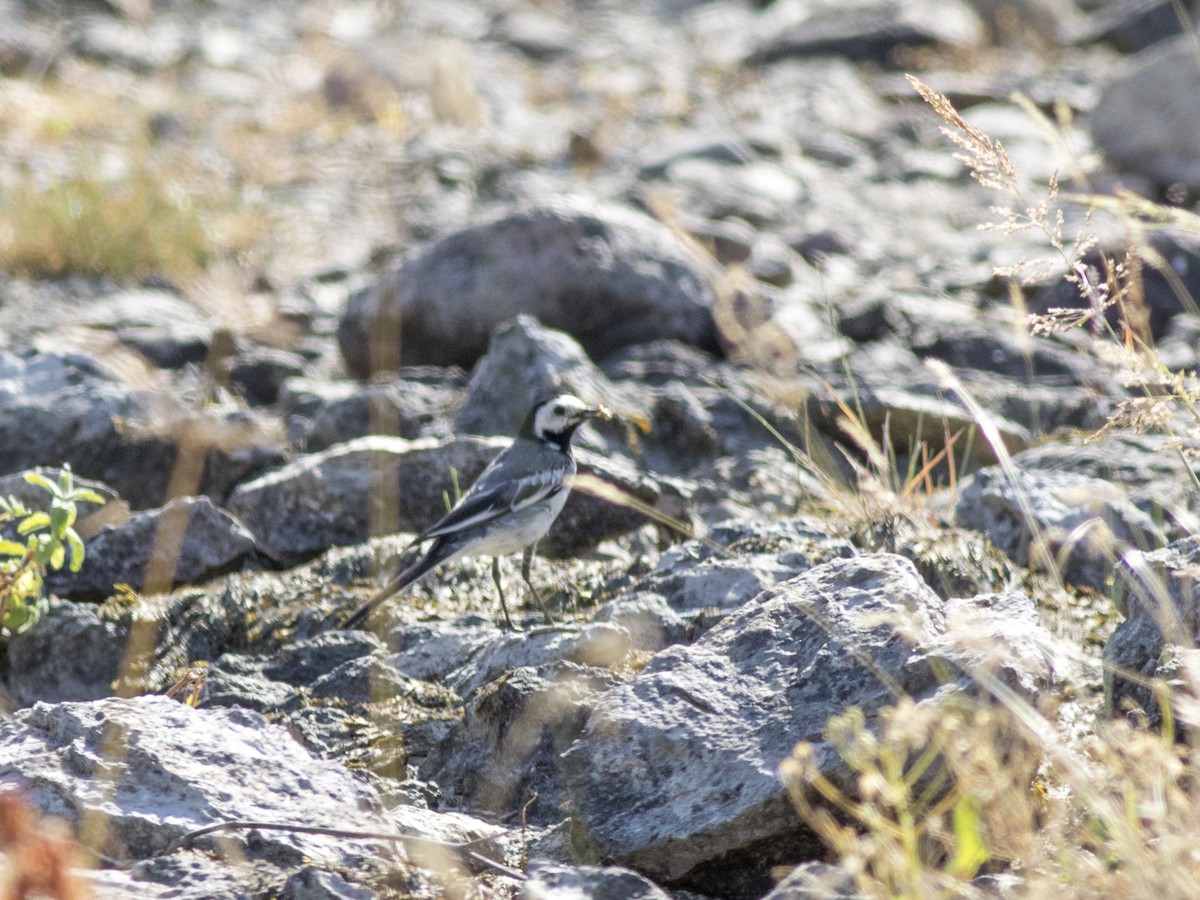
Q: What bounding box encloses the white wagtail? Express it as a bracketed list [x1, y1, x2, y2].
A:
[343, 393, 602, 630]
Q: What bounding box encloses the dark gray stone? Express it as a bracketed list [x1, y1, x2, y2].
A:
[1092, 36, 1200, 190]
[229, 345, 308, 406]
[805, 341, 1032, 466]
[288, 374, 464, 452]
[638, 134, 758, 180]
[1070, 0, 1199, 52]
[1002, 430, 1200, 539]
[282, 867, 376, 900]
[227, 435, 501, 566]
[491, 11, 573, 60]
[687, 217, 757, 266]
[0, 350, 283, 509]
[46, 496, 256, 601]
[6, 601, 127, 706]
[1034, 229, 1200, 340]
[337, 196, 721, 375]
[0, 18, 60, 76]
[452, 315, 631, 441]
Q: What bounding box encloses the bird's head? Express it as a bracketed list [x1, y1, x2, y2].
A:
[523, 393, 599, 449]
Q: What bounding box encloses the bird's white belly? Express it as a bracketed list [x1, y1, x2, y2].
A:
[462, 489, 571, 558]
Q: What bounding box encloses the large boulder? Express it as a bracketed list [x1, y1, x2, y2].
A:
[1092, 36, 1200, 191]
[0, 696, 390, 865]
[563, 554, 1060, 897]
[337, 197, 721, 376]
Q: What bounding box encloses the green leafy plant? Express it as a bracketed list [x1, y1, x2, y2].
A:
[0, 467, 103, 637]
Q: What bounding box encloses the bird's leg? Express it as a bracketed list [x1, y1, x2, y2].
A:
[522, 545, 554, 624]
[492, 557, 515, 631]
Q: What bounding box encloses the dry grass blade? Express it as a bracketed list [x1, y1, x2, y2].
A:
[906, 75, 1018, 194]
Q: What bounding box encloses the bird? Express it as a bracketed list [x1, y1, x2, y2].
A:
[342, 393, 601, 631]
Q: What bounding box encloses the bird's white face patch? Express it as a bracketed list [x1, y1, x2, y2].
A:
[533, 394, 593, 439]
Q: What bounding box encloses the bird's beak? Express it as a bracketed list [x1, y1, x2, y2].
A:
[591, 403, 616, 422]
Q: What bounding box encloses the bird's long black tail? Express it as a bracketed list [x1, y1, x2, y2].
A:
[341, 544, 445, 630]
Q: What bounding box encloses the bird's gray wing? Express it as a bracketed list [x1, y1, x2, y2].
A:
[417, 466, 564, 541]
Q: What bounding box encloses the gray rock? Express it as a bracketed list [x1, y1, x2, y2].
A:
[425, 661, 622, 823]
[264, 630, 386, 687]
[599, 341, 818, 478]
[0, 349, 144, 480]
[448, 622, 634, 697]
[283, 371, 464, 451]
[1002, 430, 1200, 539]
[633, 158, 806, 228]
[229, 345, 308, 406]
[806, 341, 1032, 467]
[523, 862, 671, 900]
[45, 496, 255, 600]
[491, 11, 573, 60]
[78, 289, 212, 369]
[592, 592, 692, 652]
[748, 238, 796, 287]
[912, 323, 1092, 382]
[1107, 537, 1200, 724]
[593, 517, 855, 651]
[228, 435, 502, 566]
[453, 315, 631, 440]
[687, 217, 757, 266]
[761, 861, 862, 898]
[86, 852, 244, 899]
[1092, 36, 1200, 190]
[0, 466, 125, 539]
[0, 18, 60, 77]
[639, 134, 758, 180]
[641, 515, 854, 598]
[0, 350, 283, 509]
[386, 616, 501, 682]
[280, 868, 374, 897]
[0, 696, 389, 865]
[283, 867, 376, 900]
[1070, 0, 1198, 52]
[1034, 229, 1200, 341]
[786, 228, 852, 265]
[6, 601, 127, 706]
[745, 0, 983, 67]
[337, 196, 721, 375]
[200, 627, 454, 772]
[955, 465, 1168, 590]
[563, 555, 1057, 895]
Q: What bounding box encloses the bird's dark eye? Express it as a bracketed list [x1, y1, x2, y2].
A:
[553, 405, 564, 416]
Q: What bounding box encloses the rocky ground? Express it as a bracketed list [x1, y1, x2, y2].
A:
[1, 0, 1200, 897]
